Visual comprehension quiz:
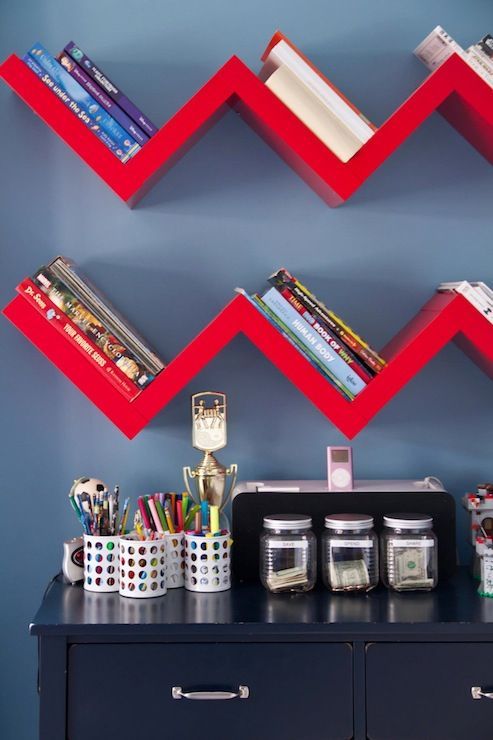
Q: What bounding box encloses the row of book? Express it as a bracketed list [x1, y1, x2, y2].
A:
[238, 268, 387, 401]
[17, 258, 165, 402]
[261, 32, 377, 163]
[23, 41, 158, 162]
[438, 281, 493, 323]
[415, 26, 493, 87]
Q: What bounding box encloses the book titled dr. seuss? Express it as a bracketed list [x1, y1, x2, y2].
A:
[17, 279, 141, 402]
[15, 257, 165, 400]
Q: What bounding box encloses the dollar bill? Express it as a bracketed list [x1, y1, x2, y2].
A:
[329, 559, 369, 590]
[393, 547, 434, 589]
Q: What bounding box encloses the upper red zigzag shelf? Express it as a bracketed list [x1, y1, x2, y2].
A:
[0, 52, 492, 206]
[3, 290, 493, 438]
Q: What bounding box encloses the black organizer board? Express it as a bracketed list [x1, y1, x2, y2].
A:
[232, 490, 456, 581]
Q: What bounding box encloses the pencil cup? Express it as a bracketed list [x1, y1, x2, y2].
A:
[119, 536, 167, 598]
[184, 532, 231, 593]
[164, 531, 185, 589]
[84, 535, 119, 593]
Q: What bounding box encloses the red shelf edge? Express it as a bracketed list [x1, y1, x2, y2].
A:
[4, 291, 493, 439]
[1, 52, 492, 206]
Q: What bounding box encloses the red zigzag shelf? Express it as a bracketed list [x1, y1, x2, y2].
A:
[0, 51, 492, 206]
[3, 291, 493, 439]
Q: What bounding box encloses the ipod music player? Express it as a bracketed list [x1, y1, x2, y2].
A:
[327, 446, 353, 492]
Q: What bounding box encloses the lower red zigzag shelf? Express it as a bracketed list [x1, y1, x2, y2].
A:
[0, 50, 492, 206]
[3, 291, 493, 439]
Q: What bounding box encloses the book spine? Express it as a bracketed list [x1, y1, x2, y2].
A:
[17, 279, 141, 402]
[26, 44, 140, 160]
[279, 286, 374, 383]
[242, 291, 354, 400]
[32, 266, 156, 388]
[64, 41, 158, 136]
[260, 287, 366, 395]
[23, 55, 136, 162]
[57, 52, 150, 146]
[51, 257, 164, 372]
[269, 269, 385, 372]
[465, 49, 493, 87]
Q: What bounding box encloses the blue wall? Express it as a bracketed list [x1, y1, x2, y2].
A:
[1, 1, 493, 737]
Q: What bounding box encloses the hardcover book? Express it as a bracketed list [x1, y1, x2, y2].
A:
[17, 279, 141, 401]
[33, 266, 156, 388]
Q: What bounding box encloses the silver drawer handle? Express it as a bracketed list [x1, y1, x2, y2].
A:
[472, 687, 493, 700]
[172, 686, 249, 701]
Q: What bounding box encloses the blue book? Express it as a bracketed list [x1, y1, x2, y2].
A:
[261, 287, 367, 395]
[235, 289, 354, 400]
[26, 43, 140, 161]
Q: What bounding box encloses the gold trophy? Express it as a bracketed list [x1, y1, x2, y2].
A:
[183, 392, 238, 525]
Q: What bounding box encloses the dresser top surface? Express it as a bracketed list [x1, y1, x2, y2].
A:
[30, 568, 493, 639]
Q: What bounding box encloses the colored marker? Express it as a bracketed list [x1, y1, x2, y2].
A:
[138, 497, 152, 530]
[148, 497, 163, 533]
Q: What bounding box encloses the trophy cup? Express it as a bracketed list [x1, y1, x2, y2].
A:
[183, 392, 238, 527]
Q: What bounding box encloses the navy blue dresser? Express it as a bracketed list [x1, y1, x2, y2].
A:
[31, 570, 493, 740]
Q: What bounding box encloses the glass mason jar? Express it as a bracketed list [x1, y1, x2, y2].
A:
[260, 514, 316, 593]
[322, 513, 378, 593]
[381, 513, 438, 592]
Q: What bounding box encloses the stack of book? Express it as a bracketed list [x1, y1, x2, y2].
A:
[438, 281, 493, 323]
[261, 32, 376, 163]
[17, 258, 165, 402]
[415, 27, 493, 89]
[238, 268, 386, 400]
[23, 41, 158, 162]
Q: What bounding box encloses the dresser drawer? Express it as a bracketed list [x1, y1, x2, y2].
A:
[68, 642, 353, 740]
[366, 643, 493, 740]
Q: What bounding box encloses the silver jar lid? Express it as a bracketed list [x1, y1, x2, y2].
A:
[383, 513, 433, 530]
[324, 513, 374, 531]
[263, 514, 312, 530]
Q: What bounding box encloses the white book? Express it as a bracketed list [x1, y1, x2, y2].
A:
[263, 39, 375, 144]
[414, 26, 464, 70]
[265, 64, 364, 162]
[437, 281, 493, 322]
[465, 47, 493, 87]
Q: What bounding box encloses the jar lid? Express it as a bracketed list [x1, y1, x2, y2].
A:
[263, 514, 312, 530]
[383, 513, 433, 530]
[324, 513, 374, 530]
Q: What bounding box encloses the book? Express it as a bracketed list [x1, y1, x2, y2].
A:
[269, 268, 386, 373]
[50, 257, 164, 374]
[261, 31, 376, 144]
[260, 286, 367, 396]
[235, 288, 354, 400]
[414, 26, 463, 70]
[465, 47, 493, 87]
[438, 281, 493, 323]
[17, 278, 141, 402]
[277, 285, 374, 384]
[23, 55, 137, 163]
[57, 52, 149, 147]
[415, 26, 493, 88]
[63, 41, 158, 137]
[478, 35, 493, 60]
[25, 44, 141, 162]
[33, 265, 158, 388]
[265, 64, 365, 162]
